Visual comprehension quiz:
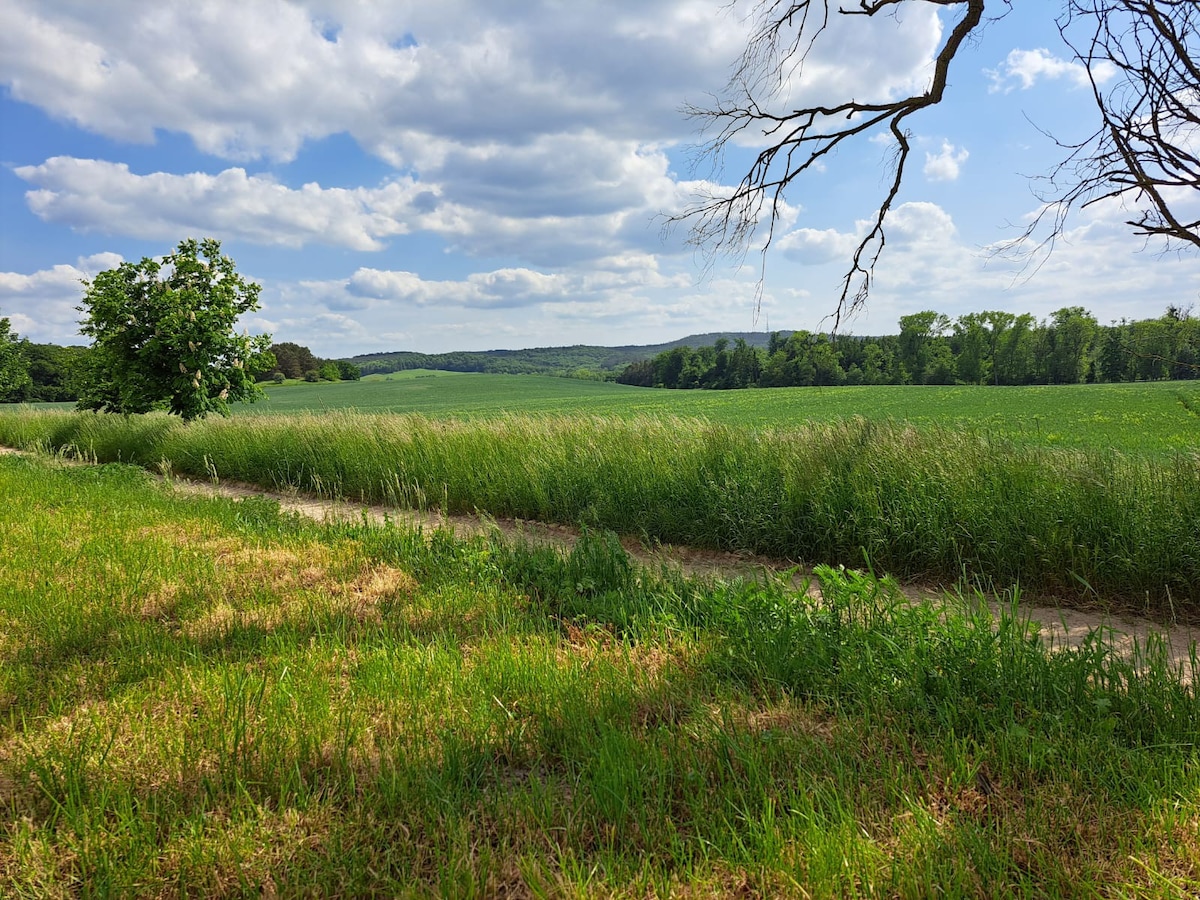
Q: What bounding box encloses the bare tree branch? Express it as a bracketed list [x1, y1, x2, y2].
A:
[678, 0, 1198, 325]
[672, 0, 988, 328]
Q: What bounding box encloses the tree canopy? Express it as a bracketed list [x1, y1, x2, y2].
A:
[0, 316, 31, 402]
[618, 305, 1197, 388]
[77, 239, 274, 421]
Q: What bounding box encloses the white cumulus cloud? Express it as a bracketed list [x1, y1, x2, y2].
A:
[0, 253, 124, 343]
[14, 157, 431, 250]
[923, 141, 969, 182]
[986, 48, 1116, 94]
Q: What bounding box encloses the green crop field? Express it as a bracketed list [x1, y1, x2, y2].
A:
[13, 373, 1200, 456]
[4, 375, 1198, 611]
[3, 403, 1199, 611]
[2, 453, 1198, 896]
[237, 373, 1200, 457]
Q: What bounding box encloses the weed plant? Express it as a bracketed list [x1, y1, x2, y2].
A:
[1, 454, 1198, 896]
[2, 409, 1198, 612]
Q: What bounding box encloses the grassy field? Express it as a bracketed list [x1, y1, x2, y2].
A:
[233, 373, 1200, 457]
[2, 453, 1198, 896]
[14, 373, 1200, 456]
[2, 406, 1198, 613]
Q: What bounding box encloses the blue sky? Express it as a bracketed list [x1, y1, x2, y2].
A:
[1, 0, 1196, 356]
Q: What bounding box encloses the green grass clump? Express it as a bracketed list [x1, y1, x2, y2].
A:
[1, 454, 1198, 896]
[2, 408, 1198, 612]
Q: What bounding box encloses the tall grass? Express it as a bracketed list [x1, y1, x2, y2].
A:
[2, 408, 1198, 611]
[2, 453, 1199, 895]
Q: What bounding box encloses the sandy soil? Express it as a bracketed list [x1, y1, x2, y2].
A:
[5, 445, 1196, 679]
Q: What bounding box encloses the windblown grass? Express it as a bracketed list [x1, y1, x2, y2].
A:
[12, 377, 1199, 456]
[2, 408, 1198, 612]
[1, 454, 1198, 896]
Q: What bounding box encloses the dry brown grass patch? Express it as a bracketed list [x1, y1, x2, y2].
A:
[156, 805, 334, 896]
[708, 697, 837, 745]
[172, 534, 418, 638]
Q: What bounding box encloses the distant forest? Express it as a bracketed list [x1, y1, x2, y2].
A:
[344, 333, 779, 379]
[3, 341, 360, 404]
[617, 307, 1200, 389]
[7, 308, 1197, 404]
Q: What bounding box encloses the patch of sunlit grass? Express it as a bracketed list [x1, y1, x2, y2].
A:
[1, 454, 1198, 896]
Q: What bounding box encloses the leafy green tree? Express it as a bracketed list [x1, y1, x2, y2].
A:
[953, 314, 991, 385]
[979, 311, 1017, 386]
[266, 342, 322, 380]
[809, 335, 846, 386]
[859, 342, 890, 385]
[924, 341, 957, 385]
[653, 347, 689, 388]
[728, 338, 761, 388]
[898, 311, 951, 385]
[18, 343, 90, 401]
[0, 316, 32, 401]
[335, 360, 361, 381]
[1129, 318, 1174, 380]
[995, 314, 1037, 385]
[77, 239, 273, 420]
[1097, 322, 1130, 382]
[615, 358, 655, 387]
[1048, 306, 1098, 384]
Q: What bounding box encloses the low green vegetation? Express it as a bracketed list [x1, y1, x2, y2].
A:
[14, 375, 1200, 458]
[2, 454, 1197, 896]
[2, 407, 1197, 612]
[226, 375, 1200, 456]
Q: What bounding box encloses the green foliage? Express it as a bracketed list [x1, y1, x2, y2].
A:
[258, 344, 359, 384]
[76, 238, 273, 420]
[2, 454, 1199, 894]
[620, 306, 1200, 391]
[16, 342, 90, 401]
[4, 401, 1200, 610]
[0, 315, 31, 401]
[267, 341, 321, 380]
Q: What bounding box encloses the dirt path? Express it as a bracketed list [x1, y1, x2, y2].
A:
[5, 446, 1196, 679]
[164, 473, 1199, 680]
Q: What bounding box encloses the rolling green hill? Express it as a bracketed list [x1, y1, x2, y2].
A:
[345, 331, 786, 377]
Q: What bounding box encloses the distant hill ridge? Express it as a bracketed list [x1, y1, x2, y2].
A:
[345, 332, 790, 377]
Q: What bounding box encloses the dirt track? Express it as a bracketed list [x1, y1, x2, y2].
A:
[164, 473, 1199, 681]
[4, 445, 1196, 680]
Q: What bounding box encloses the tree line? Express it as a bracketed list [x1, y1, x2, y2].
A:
[0, 329, 358, 404]
[617, 307, 1200, 390]
[262, 342, 360, 384]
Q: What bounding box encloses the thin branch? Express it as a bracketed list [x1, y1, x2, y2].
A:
[673, 0, 987, 325]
